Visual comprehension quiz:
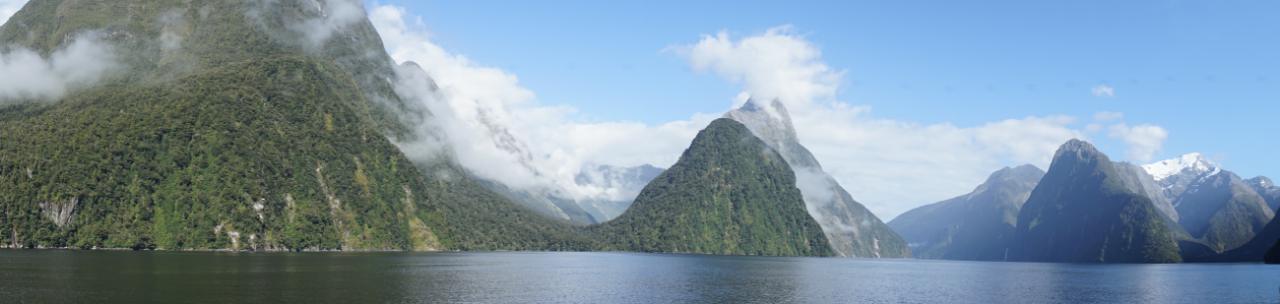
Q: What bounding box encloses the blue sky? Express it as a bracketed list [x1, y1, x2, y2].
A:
[380, 0, 1278, 180]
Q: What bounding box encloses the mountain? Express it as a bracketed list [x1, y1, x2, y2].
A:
[1011, 139, 1181, 263]
[1173, 171, 1274, 253]
[1246, 177, 1280, 211]
[573, 164, 664, 221]
[473, 179, 599, 225]
[1143, 153, 1220, 200]
[1115, 162, 1180, 222]
[889, 165, 1044, 260]
[1138, 153, 1275, 254]
[1210, 213, 1280, 263]
[590, 118, 833, 256]
[724, 99, 908, 258]
[0, 0, 592, 251]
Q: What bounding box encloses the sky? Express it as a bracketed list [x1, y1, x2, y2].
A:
[365, 0, 1279, 219]
[1, 0, 1276, 220]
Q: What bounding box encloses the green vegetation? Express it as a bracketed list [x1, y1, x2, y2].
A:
[0, 0, 593, 252]
[589, 119, 833, 256]
[0, 0, 835, 256]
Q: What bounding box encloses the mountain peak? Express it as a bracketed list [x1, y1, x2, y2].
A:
[595, 117, 834, 256]
[1003, 164, 1044, 177]
[1142, 153, 1219, 182]
[1053, 139, 1104, 162]
[985, 165, 1044, 185]
[725, 99, 800, 145]
[1250, 176, 1274, 188]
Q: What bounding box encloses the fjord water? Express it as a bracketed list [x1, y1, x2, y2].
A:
[0, 251, 1273, 304]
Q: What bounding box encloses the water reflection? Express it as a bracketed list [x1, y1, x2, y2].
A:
[0, 250, 1275, 304]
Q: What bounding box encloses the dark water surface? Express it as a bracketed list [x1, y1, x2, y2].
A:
[0, 250, 1275, 303]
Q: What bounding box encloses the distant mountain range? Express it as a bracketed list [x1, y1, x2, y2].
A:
[892, 140, 1279, 263]
[573, 164, 664, 222]
[888, 165, 1043, 260]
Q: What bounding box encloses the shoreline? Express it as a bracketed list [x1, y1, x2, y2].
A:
[0, 247, 1268, 265]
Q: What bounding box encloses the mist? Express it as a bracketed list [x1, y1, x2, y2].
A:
[370, 4, 701, 208]
[0, 33, 120, 104]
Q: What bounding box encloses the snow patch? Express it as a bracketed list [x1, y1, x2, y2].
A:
[1142, 152, 1217, 181]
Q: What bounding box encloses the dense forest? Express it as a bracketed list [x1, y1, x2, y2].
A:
[588, 119, 833, 256]
[0, 0, 594, 252]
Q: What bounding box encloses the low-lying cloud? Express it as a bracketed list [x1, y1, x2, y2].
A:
[293, 0, 364, 48]
[0, 33, 120, 104]
[370, 5, 709, 203]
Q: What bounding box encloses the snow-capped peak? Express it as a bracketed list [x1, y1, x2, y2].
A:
[1142, 153, 1218, 182]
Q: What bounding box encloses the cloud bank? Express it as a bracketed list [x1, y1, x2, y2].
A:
[370, 5, 711, 204]
[0, 33, 120, 104]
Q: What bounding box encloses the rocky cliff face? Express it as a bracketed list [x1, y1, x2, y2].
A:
[724, 99, 909, 258]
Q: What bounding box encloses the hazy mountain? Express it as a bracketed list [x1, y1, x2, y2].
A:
[1011, 139, 1181, 263]
[0, 0, 592, 251]
[889, 165, 1044, 260]
[1115, 162, 1180, 222]
[573, 164, 663, 221]
[590, 118, 833, 256]
[1209, 213, 1280, 263]
[1138, 153, 1275, 255]
[724, 99, 908, 258]
[1173, 170, 1274, 253]
[1246, 177, 1280, 211]
[472, 180, 599, 225]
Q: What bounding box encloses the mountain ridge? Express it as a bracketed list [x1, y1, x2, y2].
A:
[889, 165, 1044, 260]
[1011, 139, 1182, 263]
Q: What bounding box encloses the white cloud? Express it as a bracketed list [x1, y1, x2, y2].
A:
[0, 0, 23, 26]
[1092, 84, 1116, 97]
[370, 5, 710, 203]
[0, 33, 120, 104]
[671, 26, 840, 111]
[1094, 111, 1124, 122]
[1108, 123, 1168, 162]
[294, 0, 365, 48]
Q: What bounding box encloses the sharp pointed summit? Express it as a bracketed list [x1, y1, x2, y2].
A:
[725, 99, 909, 258]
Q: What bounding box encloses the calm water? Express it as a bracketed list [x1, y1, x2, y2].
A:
[0, 250, 1275, 304]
